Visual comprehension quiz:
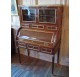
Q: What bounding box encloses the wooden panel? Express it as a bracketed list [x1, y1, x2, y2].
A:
[60, 1, 69, 61]
[17, 0, 22, 5]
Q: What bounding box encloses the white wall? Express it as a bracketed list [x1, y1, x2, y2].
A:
[22, 0, 65, 5]
[11, 15, 20, 29]
[22, 0, 36, 6]
[38, 0, 60, 5]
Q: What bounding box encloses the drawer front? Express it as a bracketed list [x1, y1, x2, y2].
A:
[41, 47, 52, 54]
[28, 44, 33, 49]
[47, 26, 57, 30]
[22, 24, 29, 28]
[28, 44, 39, 51]
[18, 42, 26, 47]
[31, 24, 44, 29]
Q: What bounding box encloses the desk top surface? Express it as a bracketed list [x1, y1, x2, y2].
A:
[19, 30, 55, 43]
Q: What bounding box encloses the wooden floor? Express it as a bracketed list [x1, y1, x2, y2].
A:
[11, 54, 69, 77]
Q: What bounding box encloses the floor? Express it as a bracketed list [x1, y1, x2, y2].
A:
[11, 54, 69, 77]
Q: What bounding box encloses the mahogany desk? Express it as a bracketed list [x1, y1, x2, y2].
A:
[16, 5, 63, 75]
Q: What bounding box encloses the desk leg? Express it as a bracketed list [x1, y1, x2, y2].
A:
[17, 47, 21, 63]
[27, 48, 30, 56]
[26, 44, 30, 56]
[52, 55, 54, 75]
[57, 48, 60, 64]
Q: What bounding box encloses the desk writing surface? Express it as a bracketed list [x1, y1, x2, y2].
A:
[19, 29, 55, 42]
[17, 29, 57, 48]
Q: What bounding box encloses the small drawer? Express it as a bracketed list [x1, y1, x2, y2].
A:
[21, 25, 29, 29]
[28, 44, 39, 51]
[47, 26, 57, 30]
[41, 48, 52, 54]
[33, 41, 44, 45]
[31, 25, 38, 28]
[33, 46, 39, 50]
[47, 49, 52, 53]
[28, 44, 33, 49]
[18, 42, 26, 47]
[38, 25, 44, 29]
[31, 24, 44, 29]
[41, 48, 47, 52]
[44, 42, 49, 46]
[22, 24, 29, 28]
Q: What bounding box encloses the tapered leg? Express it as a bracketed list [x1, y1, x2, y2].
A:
[52, 55, 54, 75]
[26, 44, 30, 56]
[57, 48, 60, 64]
[26, 44, 30, 63]
[27, 48, 30, 56]
[17, 47, 21, 63]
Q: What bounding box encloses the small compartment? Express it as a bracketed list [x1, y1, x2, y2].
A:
[39, 8, 56, 24]
[47, 49, 52, 53]
[41, 48, 47, 52]
[41, 47, 52, 54]
[47, 26, 57, 30]
[17, 41, 26, 48]
[44, 42, 49, 46]
[22, 24, 29, 28]
[21, 7, 36, 22]
[31, 25, 38, 28]
[32, 41, 44, 45]
[31, 24, 44, 29]
[28, 44, 39, 51]
[33, 46, 39, 50]
[28, 44, 33, 49]
[38, 25, 44, 29]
